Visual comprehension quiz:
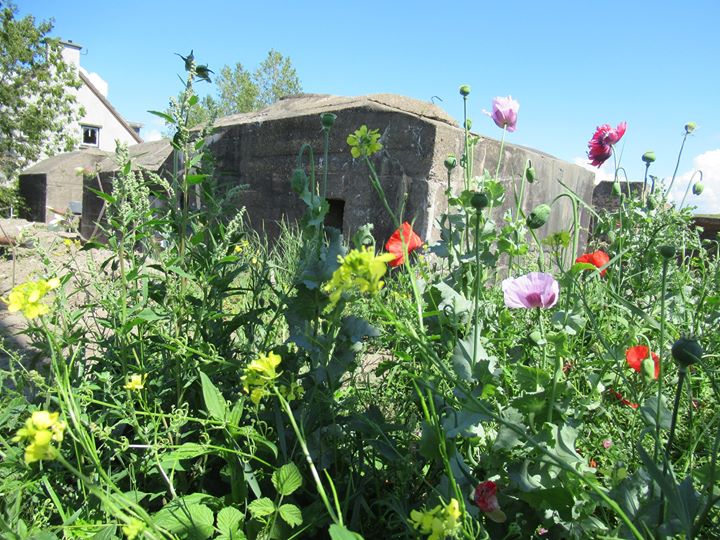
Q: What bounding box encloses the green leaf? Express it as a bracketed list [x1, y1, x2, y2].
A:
[329, 524, 364, 540]
[278, 504, 302, 527]
[272, 463, 302, 496]
[87, 187, 116, 204]
[165, 442, 210, 461]
[148, 110, 175, 123]
[640, 395, 672, 430]
[90, 526, 117, 540]
[153, 502, 214, 540]
[216, 507, 244, 535]
[186, 174, 207, 186]
[248, 497, 275, 518]
[199, 371, 226, 421]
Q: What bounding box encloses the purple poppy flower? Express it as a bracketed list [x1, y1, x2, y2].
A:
[502, 272, 559, 309]
[485, 96, 519, 132]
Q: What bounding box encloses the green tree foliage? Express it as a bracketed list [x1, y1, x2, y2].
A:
[0, 1, 81, 183]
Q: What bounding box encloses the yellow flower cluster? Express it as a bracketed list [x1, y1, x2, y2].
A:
[323, 247, 395, 307]
[13, 411, 66, 464]
[347, 125, 383, 158]
[409, 498, 462, 540]
[242, 352, 282, 404]
[124, 374, 146, 391]
[122, 518, 146, 539]
[1, 277, 60, 319]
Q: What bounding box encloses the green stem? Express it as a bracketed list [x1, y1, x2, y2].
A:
[654, 257, 670, 462]
[666, 131, 689, 196]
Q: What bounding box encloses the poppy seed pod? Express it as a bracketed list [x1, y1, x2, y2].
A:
[693, 182, 704, 195]
[459, 85, 471, 97]
[526, 204, 551, 229]
[641, 358, 656, 381]
[612, 182, 622, 196]
[464, 119, 473, 130]
[524, 163, 536, 183]
[471, 191, 489, 210]
[672, 337, 703, 367]
[658, 245, 676, 259]
[320, 112, 337, 129]
[291, 168, 308, 194]
[642, 151, 656, 164]
[444, 155, 457, 170]
[685, 122, 697, 134]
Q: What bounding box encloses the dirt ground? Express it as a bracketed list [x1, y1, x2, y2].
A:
[0, 218, 111, 370]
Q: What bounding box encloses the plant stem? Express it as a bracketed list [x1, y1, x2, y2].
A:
[666, 130, 690, 196]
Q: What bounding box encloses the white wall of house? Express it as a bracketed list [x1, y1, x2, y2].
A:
[61, 41, 142, 153]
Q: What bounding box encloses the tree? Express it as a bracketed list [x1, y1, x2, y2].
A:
[0, 1, 81, 183]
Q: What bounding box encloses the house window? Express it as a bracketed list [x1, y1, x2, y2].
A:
[81, 125, 100, 146]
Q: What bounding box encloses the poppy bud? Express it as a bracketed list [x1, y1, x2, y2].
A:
[693, 182, 704, 195]
[464, 119, 472, 130]
[471, 191, 489, 210]
[641, 358, 656, 381]
[291, 168, 308, 194]
[671, 336, 703, 367]
[320, 112, 337, 129]
[642, 151, 656, 164]
[459, 85, 471, 97]
[524, 163, 536, 183]
[685, 122, 697, 134]
[658, 245, 675, 259]
[444, 154, 457, 170]
[526, 204, 551, 229]
[612, 182, 622, 196]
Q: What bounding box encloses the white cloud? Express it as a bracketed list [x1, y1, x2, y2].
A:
[666, 149, 720, 215]
[573, 157, 614, 184]
[142, 128, 163, 142]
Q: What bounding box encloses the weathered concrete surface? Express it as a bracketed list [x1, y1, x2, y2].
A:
[208, 93, 596, 246]
[18, 148, 109, 222]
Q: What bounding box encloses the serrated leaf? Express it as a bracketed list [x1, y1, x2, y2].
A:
[153, 502, 214, 540]
[272, 463, 302, 496]
[199, 371, 226, 421]
[248, 497, 275, 518]
[278, 504, 302, 527]
[216, 507, 244, 535]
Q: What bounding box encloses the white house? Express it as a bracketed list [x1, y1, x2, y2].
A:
[60, 41, 142, 151]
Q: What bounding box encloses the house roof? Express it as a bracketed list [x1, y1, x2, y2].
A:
[79, 71, 143, 144]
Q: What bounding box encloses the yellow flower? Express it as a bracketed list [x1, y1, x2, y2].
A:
[13, 410, 65, 464]
[124, 374, 146, 391]
[323, 247, 394, 307]
[242, 352, 282, 405]
[122, 518, 146, 540]
[347, 125, 383, 158]
[409, 499, 462, 539]
[1, 278, 60, 319]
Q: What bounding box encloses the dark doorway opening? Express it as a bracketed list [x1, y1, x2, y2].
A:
[325, 199, 345, 231]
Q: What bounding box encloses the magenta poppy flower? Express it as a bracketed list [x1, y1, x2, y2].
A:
[502, 272, 559, 309]
[587, 122, 627, 167]
[485, 96, 519, 132]
[474, 481, 507, 522]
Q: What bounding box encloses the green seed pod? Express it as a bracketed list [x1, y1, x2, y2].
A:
[464, 119, 472, 130]
[642, 151, 656, 164]
[291, 168, 308, 194]
[471, 191, 489, 210]
[693, 182, 704, 195]
[612, 182, 622, 196]
[526, 204, 551, 229]
[444, 154, 457, 170]
[672, 337, 703, 367]
[320, 112, 337, 129]
[524, 163, 536, 183]
[658, 245, 676, 259]
[459, 84, 471, 97]
[685, 122, 697, 134]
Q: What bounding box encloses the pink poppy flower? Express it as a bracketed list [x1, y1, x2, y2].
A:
[485, 96, 519, 132]
[587, 122, 627, 167]
[385, 222, 423, 267]
[474, 481, 500, 513]
[502, 272, 559, 309]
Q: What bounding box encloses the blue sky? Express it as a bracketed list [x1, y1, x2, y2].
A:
[18, 0, 720, 213]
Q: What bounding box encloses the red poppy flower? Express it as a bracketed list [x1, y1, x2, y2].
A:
[587, 122, 627, 167]
[609, 388, 639, 409]
[625, 345, 660, 379]
[385, 222, 422, 267]
[575, 250, 610, 276]
[474, 481, 500, 513]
